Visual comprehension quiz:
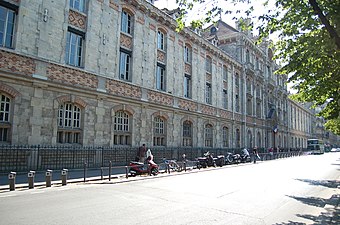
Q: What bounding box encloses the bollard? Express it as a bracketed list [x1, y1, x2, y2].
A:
[8, 172, 16, 191]
[28, 171, 35, 189]
[184, 161, 186, 172]
[46, 169, 53, 187]
[109, 161, 112, 181]
[83, 162, 87, 183]
[61, 169, 68, 186]
[125, 166, 129, 179]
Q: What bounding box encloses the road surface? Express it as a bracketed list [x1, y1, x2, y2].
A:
[0, 153, 339, 225]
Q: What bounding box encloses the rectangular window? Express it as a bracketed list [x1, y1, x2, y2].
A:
[223, 89, 228, 109]
[69, 0, 86, 13]
[267, 66, 271, 77]
[65, 30, 84, 67]
[205, 57, 212, 73]
[157, 30, 164, 50]
[223, 66, 228, 80]
[156, 65, 166, 91]
[119, 49, 131, 81]
[235, 94, 240, 112]
[184, 45, 191, 63]
[121, 11, 131, 34]
[205, 83, 212, 104]
[0, 5, 16, 49]
[184, 74, 191, 98]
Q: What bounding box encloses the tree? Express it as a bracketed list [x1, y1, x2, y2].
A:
[175, 0, 340, 135]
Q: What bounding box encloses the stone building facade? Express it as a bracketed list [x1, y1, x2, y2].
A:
[0, 0, 338, 149]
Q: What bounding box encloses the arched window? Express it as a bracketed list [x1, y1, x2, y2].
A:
[153, 116, 166, 146]
[114, 111, 131, 145]
[222, 127, 229, 147]
[57, 103, 82, 144]
[0, 93, 11, 143]
[182, 120, 192, 146]
[204, 124, 213, 147]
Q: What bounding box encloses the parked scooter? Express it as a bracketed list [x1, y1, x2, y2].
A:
[240, 148, 251, 163]
[129, 155, 159, 176]
[226, 149, 250, 164]
[197, 151, 217, 168]
[225, 152, 241, 164]
[214, 154, 225, 167]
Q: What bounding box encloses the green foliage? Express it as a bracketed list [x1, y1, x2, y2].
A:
[258, 0, 340, 122]
[175, 0, 340, 134]
[325, 119, 340, 136]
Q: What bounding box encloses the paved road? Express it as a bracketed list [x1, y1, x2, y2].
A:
[0, 153, 339, 225]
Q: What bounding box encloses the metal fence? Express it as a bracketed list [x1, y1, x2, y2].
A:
[0, 145, 304, 173]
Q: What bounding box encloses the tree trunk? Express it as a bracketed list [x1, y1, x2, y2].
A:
[308, 0, 340, 50]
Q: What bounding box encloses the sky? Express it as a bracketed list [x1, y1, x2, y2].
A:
[154, 0, 276, 33]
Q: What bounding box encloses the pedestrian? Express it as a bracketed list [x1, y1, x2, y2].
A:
[137, 144, 147, 163]
[269, 147, 273, 160]
[253, 146, 260, 163]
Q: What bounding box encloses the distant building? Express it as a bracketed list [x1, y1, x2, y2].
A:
[0, 0, 338, 149]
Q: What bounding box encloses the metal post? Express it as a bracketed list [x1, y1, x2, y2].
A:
[46, 169, 52, 187]
[8, 172, 16, 191]
[109, 161, 112, 181]
[61, 169, 68, 186]
[28, 171, 35, 189]
[125, 166, 129, 179]
[83, 162, 87, 183]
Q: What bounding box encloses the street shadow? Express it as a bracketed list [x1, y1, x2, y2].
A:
[271, 178, 339, 225]
[296, 179, 340, 189]
[273, 194, 340, 225]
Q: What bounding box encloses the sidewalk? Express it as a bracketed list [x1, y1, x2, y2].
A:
[0, 166, 129, 191]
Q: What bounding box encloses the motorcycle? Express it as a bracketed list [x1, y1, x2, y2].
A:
[214, 154, 225, 167]
[197, 151, 220, 168]
[129, 155, 159, 176]
[225, 152, 241, 164]
[226, 149, 251, 164]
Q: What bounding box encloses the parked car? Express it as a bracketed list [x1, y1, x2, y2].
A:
[330, 148, 340, 152]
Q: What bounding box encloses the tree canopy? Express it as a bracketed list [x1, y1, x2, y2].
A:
[175, 0, 340, 135]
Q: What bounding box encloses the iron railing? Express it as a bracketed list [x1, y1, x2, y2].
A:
[0, 145, 305, 173]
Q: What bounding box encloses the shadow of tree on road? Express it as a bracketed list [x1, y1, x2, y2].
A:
[272, 179, 339, 225]
[296, 179, 340, 189]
